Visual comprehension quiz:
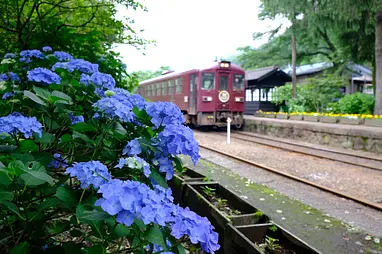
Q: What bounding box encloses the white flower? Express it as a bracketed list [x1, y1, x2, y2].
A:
[1, 59, 15, 65]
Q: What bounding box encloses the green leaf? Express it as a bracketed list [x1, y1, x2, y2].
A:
[173, 156, 184, 173]
[150, 169, 168, 188]
[10, 242, 29, 254]
[70, 229, 83, 237]
[0, 161, 4, 169]
[114, 122, 127, 136]
[19, 140, 39, 152]
[24, 90, 47, 106]
[72, 131, 96, 146]
[7, 161, 24, 176]
[46, 220, 71, 235]
[37, 197, 62, 212]
[113, 224, 131, 237]
[33, 86, 51, 100]
[55, 186, 77, 207]
[86, 245, 104, 254]
[60, 133, 72, 143]
[176, 245, 187, 254]
[51, 91, 73, 103]
[0, 190, 14, 202]
[0, 145, 17, 152]
[36, 132, 55, 145]
[0, 170, 12, 186]
[2, 200, 25, 220]
[63, 241, 85, 254]
[146, 225, 167, 250]
[76, 205, 111, 222]
[20, 162, 54, 186]
[72, 122, 97, 132]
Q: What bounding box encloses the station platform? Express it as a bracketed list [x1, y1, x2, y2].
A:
[243, 115, 382, 154]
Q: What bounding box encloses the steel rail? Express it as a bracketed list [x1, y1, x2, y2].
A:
[199, 144, 382, 212]
[213, 131, 382, 172]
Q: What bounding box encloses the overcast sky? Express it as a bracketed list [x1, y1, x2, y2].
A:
[113, 0, 288, 73]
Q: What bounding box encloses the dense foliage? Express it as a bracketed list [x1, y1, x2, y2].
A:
[272, 75, 345, 113]
[0, 48, 220, 253]
[328, 93, 375, 115]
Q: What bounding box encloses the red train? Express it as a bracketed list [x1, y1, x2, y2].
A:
[137, 61, 246, 128]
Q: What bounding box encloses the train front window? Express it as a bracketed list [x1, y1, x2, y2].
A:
[233, 74, 245, 90]
[219, 76, 228, 91]
[202, 72, 215, 90]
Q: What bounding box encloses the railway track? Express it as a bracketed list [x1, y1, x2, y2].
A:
[198, 143, 382, 212]
[214, 131, 382, 172]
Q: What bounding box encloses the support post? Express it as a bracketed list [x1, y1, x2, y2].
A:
[227, 117, 231, 144]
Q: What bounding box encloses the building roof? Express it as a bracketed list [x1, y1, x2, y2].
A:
[245, 66, 279, 80]
[283, 62, 334, 76]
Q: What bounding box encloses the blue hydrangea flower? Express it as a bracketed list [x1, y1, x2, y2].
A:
[53, 51, 74, 61]
[2, 92, 14, 100]
[28, 67, 61, 85]
[67, 59, 99, 74]
[42, 46, 52, 52]
[122, 138, 142, 156]
[89, 72, 116, 95]
[95, 180, 220, 253]
[155, 124, 200, 164]
[4, 53, 16, 59]
[107, 88, 146, 111]
[93, 97, 134, 123]
[145, 102, 185, 128]
[0, 112, 43, 138]
[68, 113, 84, 124]
[48, 153, 68, 169]
[51, 62, 68, 71]
[65, 161, 112, 189]
[116, 155, 151, 177]
[20, 49, 45, 63]
[80, 74, 90, 86]
[0, 72, 20, 82]
[153, 156, 174, 180]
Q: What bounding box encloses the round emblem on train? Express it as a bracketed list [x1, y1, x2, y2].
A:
[218, 90, 230, 103]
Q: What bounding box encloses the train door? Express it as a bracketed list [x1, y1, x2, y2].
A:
[189, 74, 197, 114]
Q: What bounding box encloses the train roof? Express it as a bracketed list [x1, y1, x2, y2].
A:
[139, 61, 244, 85]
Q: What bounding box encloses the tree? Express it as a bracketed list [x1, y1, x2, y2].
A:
[131, 66, 172, 82]
[375, 1, 382, 114]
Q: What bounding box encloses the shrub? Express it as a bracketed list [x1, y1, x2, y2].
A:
[330, 92, 375, 114]
[0, 48, 219, 253]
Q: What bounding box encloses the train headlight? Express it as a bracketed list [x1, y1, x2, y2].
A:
[202, 96, 213, 102]
[220, 63, 230, 68]
[235, 97, 244, 102]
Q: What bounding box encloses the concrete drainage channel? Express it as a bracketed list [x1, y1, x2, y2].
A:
[168, 168, 322, 254]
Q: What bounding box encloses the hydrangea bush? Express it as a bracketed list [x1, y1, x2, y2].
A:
[0, 48, 220, 253]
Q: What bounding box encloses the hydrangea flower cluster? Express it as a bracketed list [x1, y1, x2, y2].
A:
[93, 97, 134, 123]
[67, 59, 99, 74]
[27, 68, 61, 85]
[153, 156, 174, 180]
[53, 51, 74, 61]
[65, 161, 112, 189]
[90, 72, 116, 95]
[95, 179, 220, 253]
[4, 53, 16, 59]
[155, 124, 200, 164]
[68, 113, 84, 124]
[20, 49, 45, 63]
[42, 46, 53, 52]
[80, 74, 90, 86]
[0, 72, 20, 82]
[2, 92, 14, 100]
[145, 102, 185, 128]
[115, 155, 151, 177]
[49, 153, 68, 169]
[122, 138, 142, 156]
[0, 112, 43, 138]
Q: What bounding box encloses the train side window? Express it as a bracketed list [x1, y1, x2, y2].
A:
[253, 89, 260, 101]
[157, 83, 161, 96]
[168, 80, 174, 95]
[267, 88, 273, 101]
[147, 84, 151, 97]
[234, 74, 245, 91]
[245, 89, 252, 101]
[202, 72, 215, 90]
[176, 78, 182, 94]
[162, 81, 167, 95]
